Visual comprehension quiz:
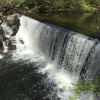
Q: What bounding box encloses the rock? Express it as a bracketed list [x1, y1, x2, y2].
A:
[0, 13, 20, 37]
[6, 13, 19, 25]
[8, 40, 16, 50]
[0, 38, 3, 51]
[2, 36, 9, 41]
[1, 2, 14, 15]
[6, 13, 20, 35]
[7, 14, 18, 21]
[3, 2, 14, 9]
[0, 27, 4, 36]
[0, 14, 19, 51]
[15, 5, 20, 8]
[0, 37, 16, 51]
[24, 6, 29, 11]
[0, 12, 3, 17]
[0, 12, 20, 52]
[0, 12, 3, 23]
[0, 20, 2, 24]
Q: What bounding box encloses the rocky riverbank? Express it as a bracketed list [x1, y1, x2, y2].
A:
[0, 0, 99, 17]
[0, 13, 20, 54]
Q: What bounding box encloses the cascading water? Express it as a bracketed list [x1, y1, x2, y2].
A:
[0, 15, 100, 100]
[0, 22, 13, 53]
[2, 38, 8, 53]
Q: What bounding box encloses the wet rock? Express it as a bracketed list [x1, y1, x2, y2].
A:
[6, 13, 20, 36]
[0, 11, 20, 52]
[8, 40, 16, 50]
[2, 36, 9, 41]
[0, 29, 16, 51]
[0, 38, 3, 51]
[6, 14, 19, 26]
[0, 27, 4, 36]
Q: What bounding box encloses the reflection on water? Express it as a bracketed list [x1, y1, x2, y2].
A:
[26, 11, 100, 40]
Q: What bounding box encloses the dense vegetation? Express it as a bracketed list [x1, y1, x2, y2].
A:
[1, 0, 100, 12]
[70, 77, 100, 100]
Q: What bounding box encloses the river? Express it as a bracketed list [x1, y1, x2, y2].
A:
[26, 11, 100, 40]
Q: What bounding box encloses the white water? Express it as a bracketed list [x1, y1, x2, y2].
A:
[1, 22, 13, 52]
[1, 15, 100, 100]
[2, 38, 8, 53]
[1, 22, 13, 38]
[0, 54, 3, 59]
[12, 16, 74, 100]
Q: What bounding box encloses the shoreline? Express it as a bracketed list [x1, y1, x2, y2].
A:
[41, 7, 98, 13]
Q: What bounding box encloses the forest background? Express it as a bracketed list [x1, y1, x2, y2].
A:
[0, 0, 100, 13]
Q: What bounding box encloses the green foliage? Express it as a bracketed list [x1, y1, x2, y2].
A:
[43, 0, 51, 4]
[12, 0, 22, 5]
[93, 26, 100, 32]
[87, 0, 100, 7]
[24, 0, 34, 5]
[70, 77, 100, 100]
[1, 0, 100, 12]
[77, 0, 93, 9]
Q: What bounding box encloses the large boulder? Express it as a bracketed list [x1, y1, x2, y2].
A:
[6, 13, 19, 26]
[6, 13, 20, 36]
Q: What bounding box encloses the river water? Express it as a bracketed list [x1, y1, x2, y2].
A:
[26, 11, 100, 40]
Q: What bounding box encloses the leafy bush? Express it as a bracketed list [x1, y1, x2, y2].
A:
[12, 0, 22, 5]
[70, 77, 100, 100]
[78, 0, 93, 9]
[93, 26, 100, 32]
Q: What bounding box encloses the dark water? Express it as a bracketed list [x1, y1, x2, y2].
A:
[26, 11, 100, 40]
[0, 55, 58, 100]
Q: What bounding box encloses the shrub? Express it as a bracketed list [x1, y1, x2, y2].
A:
[70, 77, 100, 100]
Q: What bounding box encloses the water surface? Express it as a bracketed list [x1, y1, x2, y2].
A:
[26, 11, 100, 40]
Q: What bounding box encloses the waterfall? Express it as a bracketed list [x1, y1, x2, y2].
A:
[0, 15, 100, 100]
[15, 16, 100, 79]
[12, 16, 100, 99]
